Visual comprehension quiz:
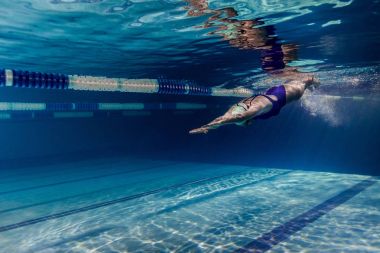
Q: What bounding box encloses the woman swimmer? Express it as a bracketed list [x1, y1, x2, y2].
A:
[189, 76, 320, 134]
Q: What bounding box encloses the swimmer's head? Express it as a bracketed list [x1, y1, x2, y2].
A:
[231, 103, 248, 116]
[230, 103, 252, 126]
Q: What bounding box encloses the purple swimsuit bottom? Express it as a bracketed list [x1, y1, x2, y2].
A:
[253, 85, 287, 120]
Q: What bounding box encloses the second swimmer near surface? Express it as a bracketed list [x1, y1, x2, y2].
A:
[189, 75, 320, 134]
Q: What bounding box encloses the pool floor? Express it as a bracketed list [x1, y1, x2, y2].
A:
[0, 158, 379, 252]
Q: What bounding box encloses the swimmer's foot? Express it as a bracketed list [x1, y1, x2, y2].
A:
[304, 75, 320, 90]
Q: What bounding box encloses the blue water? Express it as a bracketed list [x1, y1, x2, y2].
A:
[0, 0, 380, 252]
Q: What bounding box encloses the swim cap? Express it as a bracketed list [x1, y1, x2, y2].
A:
[231, 103, 248, 115]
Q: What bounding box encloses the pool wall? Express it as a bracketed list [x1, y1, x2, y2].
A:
[0, 87, 379, 176]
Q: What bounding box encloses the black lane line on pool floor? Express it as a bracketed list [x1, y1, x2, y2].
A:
[1, 174, 170, 215]
[0, 162, 174, 195]
[0, 170, 246, 233]
[0, 163, 235, 214]
[0, 164, 180, 214]
[234, 177, 377, 253]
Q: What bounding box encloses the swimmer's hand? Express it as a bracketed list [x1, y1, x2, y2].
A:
[189, 116, 228, 134]
[189, 126, 209, 135]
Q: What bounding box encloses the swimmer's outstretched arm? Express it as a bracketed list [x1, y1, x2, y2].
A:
[188, 114, 245, 134]
[189, 96, 271, 134]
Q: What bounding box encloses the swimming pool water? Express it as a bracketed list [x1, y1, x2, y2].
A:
[0, 0, 379, 252]
[0, 158, 378, 252]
